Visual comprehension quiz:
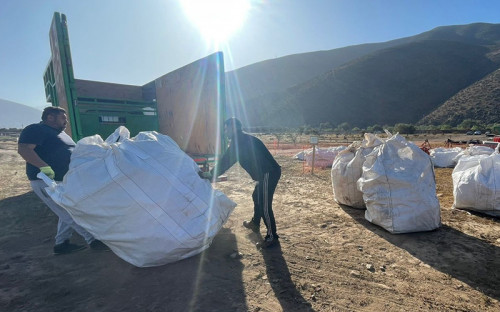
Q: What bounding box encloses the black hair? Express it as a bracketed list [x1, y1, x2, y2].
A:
[42, 106, 66, 121]
[224, 117, 242, 131]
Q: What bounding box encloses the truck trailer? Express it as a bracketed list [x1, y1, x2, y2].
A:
[44, 12, 227, 165]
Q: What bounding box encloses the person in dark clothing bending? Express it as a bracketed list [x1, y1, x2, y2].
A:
[208, 118, 281, 248]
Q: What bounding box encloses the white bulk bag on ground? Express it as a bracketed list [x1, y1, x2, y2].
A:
[331, 133, 383, 209]
[305, 146, 347, 168]
[294, 150, 307, 161]
[429, 147, 463, 168]
[42, 127, 236, 267]
[357, 134, 441, 233]
[452, 150, 500, 217]
[452, 145, 495, 164]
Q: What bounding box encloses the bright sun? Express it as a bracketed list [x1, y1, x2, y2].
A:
[180, 0, 250, 43]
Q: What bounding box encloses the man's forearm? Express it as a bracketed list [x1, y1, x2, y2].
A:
[17, 144, 47, 168]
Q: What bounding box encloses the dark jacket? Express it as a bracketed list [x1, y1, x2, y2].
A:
[212, 131, 280, 181]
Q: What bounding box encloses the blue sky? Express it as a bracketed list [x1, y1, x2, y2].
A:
[1, 0, 500, 110]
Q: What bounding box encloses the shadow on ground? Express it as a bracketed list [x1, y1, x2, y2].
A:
[340, 204, 500, 301]
[0, 193, 247, 312]
[261, 242, 315, 312]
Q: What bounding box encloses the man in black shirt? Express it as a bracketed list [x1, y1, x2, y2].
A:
[209, 118, 281, 248]
[18, 106, 109, 255]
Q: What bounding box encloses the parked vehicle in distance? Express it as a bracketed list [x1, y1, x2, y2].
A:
[474, 130, 482, 135]
[466, 131, 474, 135]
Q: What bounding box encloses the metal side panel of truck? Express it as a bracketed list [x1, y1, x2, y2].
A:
[44, 12, 226, 163]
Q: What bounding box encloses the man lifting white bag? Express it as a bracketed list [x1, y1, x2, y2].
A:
[39, 127, 236, 267]
[357, 134, 441, 233]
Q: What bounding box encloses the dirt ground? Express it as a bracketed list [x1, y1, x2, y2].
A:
[0, 134, 499, 312]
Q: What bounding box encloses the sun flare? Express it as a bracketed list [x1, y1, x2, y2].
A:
[180, 0, 250, 43]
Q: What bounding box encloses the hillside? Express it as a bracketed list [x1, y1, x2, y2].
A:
[414, 23, 500, 49]
[225, 22, 500, 128]
[225, 42, 394, 104]
[0, 99, 42, 129]
[225, 23, 500, 106]
[419, 68, 500, 126]
[242, 40, 498, 128]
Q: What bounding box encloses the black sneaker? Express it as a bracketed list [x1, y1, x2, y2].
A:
[243, 220, 260, 233]
[89, 239, 110, 251]
[53, 240, 87, 255]
[256, 236, 279, 249]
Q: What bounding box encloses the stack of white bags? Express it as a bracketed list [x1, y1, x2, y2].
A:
[332, 133, 441, 233]
[299, 146, 347, 168]
[427, 145, 495, 168]
[452, 145, 495, 164]
[40, 127, 236, 267]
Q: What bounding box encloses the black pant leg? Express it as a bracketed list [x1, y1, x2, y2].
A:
[261, 168, 281, 239]
[252, 183, 262, 224]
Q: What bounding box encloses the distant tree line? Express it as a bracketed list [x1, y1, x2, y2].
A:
[250, 120, 500, 137]
[0, 128, 22, 135]
[0, 128, 23, 132]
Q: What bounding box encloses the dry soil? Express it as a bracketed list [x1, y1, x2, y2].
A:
[0, 136, 499, 312]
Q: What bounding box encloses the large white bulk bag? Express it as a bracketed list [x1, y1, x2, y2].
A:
[41, 127, 236, 267]
[331, 133, 383, 209]
[429, 147, 463, 168]
[305, 146, 347, 168]
[357, 134, 441, 233]
[452, 145, 495, 165]
[295, 147, 319, 161]
[452, 150, 500, 216]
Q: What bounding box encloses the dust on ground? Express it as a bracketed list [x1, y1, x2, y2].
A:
[0, 135, 499, 312]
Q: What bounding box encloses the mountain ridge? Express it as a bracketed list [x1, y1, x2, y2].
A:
[225, 22, 500, 129]
[0, 98, 42, 129]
